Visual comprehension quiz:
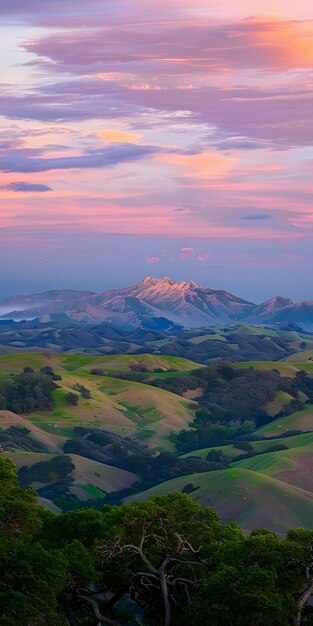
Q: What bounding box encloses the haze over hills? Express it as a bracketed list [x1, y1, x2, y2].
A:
[1, 276, 313, 328]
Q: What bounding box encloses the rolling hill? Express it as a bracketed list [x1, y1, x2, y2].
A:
[128, 432, 313, 533]
[125, 467, 313, 533]
[1, 318, 313, 364]
[0, 353, 202, 509]
[3, 352, 313, 531]
[0, 353, 199, 448]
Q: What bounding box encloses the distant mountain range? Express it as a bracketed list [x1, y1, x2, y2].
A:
[1, 276, 313, 328]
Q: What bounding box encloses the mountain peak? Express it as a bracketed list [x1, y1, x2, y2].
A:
[138, 276, 200, 290]
[139, 276, 174, 287]
[260, 295, 294, 312]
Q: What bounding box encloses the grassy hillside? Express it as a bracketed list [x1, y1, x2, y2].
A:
[0, 352, 198, 376]
[232, 438, 313, 493]
[0, 410, 65, 452]
[256, 405, 313, 437]
[182, 432, 313, 461]
[3, 351, 313, 530]
[285, 350, 313, 362]
[138, 432, 313, 533]
[0, 352, 201, 509]
[238, 360, 313, 376]
[28, 372, 196, 449]
[10, 451, 137, 500]
[125, 467, 313, 533]
[0, 353, 199, 450]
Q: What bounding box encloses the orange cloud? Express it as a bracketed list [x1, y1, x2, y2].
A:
[161, 151, 237, 179]
[245, 16, 313, 69]
[98, 130, 141, 143]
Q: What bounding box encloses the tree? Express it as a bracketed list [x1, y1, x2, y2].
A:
[65, 392, 79, 406]
[181, 529, 296, 625]
[0, 457, 66, 625]
[3, 454, 313, 625]
[285, 529, 313, 626]
[0, 370, 57, 413]
[97, 493, 238, 626]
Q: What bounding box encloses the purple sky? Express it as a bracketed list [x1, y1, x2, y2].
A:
[0, 1, 312, 301]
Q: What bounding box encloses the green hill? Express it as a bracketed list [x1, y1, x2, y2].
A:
[0, 352, 201, 509]
[125, 467, 313, 533]
[256, 405, 313, 437]
[0, 353, 200, 450]
[182, 432, 313, 462]
[232, 438, 313, 493]
[3, 352, 313, 529]
[10, 451, 138, 501]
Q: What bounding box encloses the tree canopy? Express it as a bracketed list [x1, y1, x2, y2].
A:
[1, 455, 313, 625]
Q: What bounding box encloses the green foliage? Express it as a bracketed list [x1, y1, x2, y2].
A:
[72, 383, 92, 398]
[19, 455, 75, 488]
[0, 370, 57, 413]
[2, 456, 313, 625]
[64, 391, 79, 405]
[0, 426, 49, 453]
[0, 539, 66, 626]
[167, 361, 313, 454]
[0, 456, 41, 538]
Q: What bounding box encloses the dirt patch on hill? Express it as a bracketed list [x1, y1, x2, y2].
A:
[277, 455, 313, 494]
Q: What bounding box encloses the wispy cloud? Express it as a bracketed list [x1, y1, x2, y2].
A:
[0, 144, 159, 173]
[0, 181, 52, 192]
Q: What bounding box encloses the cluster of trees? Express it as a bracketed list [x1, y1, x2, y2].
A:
[2, 455, 313, 625]
[0, 426, 48, 453]
[72, 383, 92, 399]
[61, 428, 223, 507]
[0, 367, 59, 414]
[19, 455, 75, 489]
[171, 419, 255, 454]
[162, 363, 313, 454]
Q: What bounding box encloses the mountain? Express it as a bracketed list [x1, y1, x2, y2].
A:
[0, 289, 95, 320]
[0, 277, 255, 327]
[0, 276, 312, 328]
[248, 297, 313, 325]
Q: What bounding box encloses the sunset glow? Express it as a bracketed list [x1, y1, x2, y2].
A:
[0, 0, 312, 299]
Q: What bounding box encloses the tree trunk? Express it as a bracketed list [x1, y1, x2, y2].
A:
[159, 572, 171, 626]
[293, 580, 313, 626]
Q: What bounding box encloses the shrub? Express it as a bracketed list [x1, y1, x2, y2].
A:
[64, 392, 79, 406]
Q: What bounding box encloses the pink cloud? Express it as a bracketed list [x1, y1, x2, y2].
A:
[180, 247, 195, 259]
[146, 256, 160, 263]
[26, 17, 313, 75]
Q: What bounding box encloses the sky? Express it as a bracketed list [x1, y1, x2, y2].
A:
[0, 0, 312, 302]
